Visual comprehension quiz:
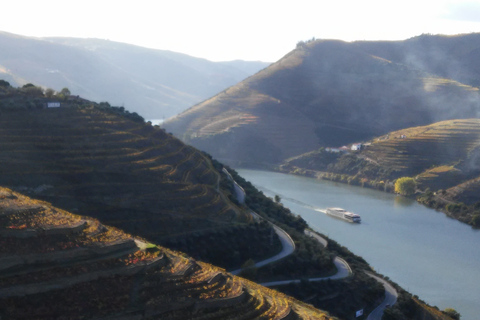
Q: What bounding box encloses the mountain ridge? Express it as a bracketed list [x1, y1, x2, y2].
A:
[0, 31, 270, 119]
[164, 34, 480, 166]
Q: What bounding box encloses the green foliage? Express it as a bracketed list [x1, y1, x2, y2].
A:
[45, 88, 55, 98]
[239, 258, 258, 280]
[21, 85, 44, 97]
[57, 87, 71, 100]
[0, 80, 10, 87]
[471, 213, 480, 227]
[395, 177, 416, 195]
[444, 308, 461, 320]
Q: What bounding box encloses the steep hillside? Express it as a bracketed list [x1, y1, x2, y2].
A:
[280, 119, 480, 227]
[0, 85, 284, 269]
[0, 31, 269, 118]
[0, 186, 335, 320]
[164, 37, 480, 166]
[353, 33, 480, 88]
[0, 84, 459, 319]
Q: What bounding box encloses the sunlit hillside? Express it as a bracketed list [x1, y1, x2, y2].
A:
[0, 186, 336, 320]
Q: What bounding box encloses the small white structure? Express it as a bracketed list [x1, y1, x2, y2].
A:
[351, 143, 362, 151]
[47, 102, 61, 108]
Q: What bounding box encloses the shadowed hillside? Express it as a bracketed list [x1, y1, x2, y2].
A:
[0, 187, 336, 320]
[0, 84, 459, 320]
[0, 85, 284, 269]
[164, 36, 480, 167]
[0, 31, 269, 119]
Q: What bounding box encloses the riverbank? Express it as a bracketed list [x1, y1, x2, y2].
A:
[236, 168, 479, 320]
[276, 164, 480, 229]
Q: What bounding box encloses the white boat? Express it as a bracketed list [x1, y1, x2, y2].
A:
[326, 207, 361, 223]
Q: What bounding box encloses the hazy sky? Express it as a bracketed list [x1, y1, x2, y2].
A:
[2, 0, 480, 62]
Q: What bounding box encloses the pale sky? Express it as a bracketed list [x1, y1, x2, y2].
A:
[2, 0, 480, 62]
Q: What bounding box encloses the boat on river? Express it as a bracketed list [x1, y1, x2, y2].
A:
[326, 207, 361, 223]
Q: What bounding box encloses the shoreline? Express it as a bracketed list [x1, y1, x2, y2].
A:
[255, 165, 479, 229]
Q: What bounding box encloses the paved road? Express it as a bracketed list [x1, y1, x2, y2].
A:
[224, 171, 395, 319]
[229, 213, 296, 275]
[305, 229, 328, 248]
[259, 256, 352, 286]
[365, 271, 398, 320]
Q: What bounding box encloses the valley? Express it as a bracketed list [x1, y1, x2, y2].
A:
[236, 168, 480, 320]
[0, 83, 458, 319]
[2, 31, 479, 319]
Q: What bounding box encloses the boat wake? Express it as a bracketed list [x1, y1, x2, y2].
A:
[254, 185, 327, 213]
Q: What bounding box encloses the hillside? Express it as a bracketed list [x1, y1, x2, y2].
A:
[0, 83, 285, 270]
[0, 186, 335, 320]
[0, 31, 269, 119]
[280, 119, 480, 227]
[352, 33, 480, 88]
[164, 34, 480, 167]
[0, 84, 460, 320]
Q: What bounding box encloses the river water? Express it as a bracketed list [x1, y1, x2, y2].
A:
[237, 169, 480, 320]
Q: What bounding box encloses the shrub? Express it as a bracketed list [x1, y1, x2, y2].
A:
[394, 177, 416, 196]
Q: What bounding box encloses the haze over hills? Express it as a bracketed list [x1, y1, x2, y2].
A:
[164, 33, 480, 167]
[0, 31, 270, 119]
[352, 33, 480, 88]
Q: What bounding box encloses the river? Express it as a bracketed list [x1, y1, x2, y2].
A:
[237, 169, 480, 320]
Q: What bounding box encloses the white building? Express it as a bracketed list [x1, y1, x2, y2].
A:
[351, 143, 362, 151]
[47, 102, 61, 108]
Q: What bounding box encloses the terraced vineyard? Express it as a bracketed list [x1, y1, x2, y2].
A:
[363, 119, 480, 178]
[0, 187, 336, 320]
[280, 119, 480, 226]
[0, 98, 282, 268]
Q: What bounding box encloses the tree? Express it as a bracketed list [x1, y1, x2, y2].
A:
[394, 177, 416, 196]
[239, 258, 257, 280]
[21, 84, 44, 97]
[0, 80, 10, 87]
[443, 308, 460, 320]
[58, 87, 71, 101]
[45, 88, 55, 98]
[274, 195, 281, 203]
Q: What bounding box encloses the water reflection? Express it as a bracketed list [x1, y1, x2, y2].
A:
[393, 195, 416, 207]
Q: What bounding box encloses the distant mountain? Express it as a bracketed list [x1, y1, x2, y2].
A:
[164, 34, 480, 167]
[0, 31, 270, 119]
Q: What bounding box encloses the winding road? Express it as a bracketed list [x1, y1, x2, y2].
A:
[229, 214, 295, 275]
[365, 272, 398, 320]
[224, 169, 397, 319]
[259, 256, 351, 286]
